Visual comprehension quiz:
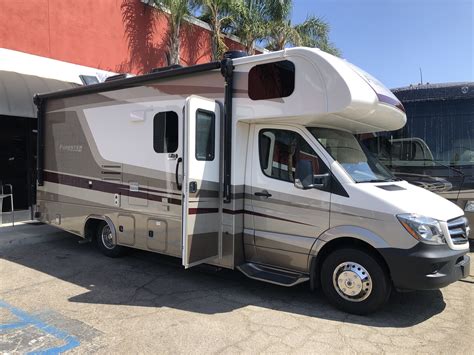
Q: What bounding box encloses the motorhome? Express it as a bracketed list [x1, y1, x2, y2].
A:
[359, 82, 474, 239]
[34, 48, 471, 314]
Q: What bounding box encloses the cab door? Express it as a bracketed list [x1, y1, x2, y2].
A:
[249, 125, 331, 271]
[182, 96, 222, 268]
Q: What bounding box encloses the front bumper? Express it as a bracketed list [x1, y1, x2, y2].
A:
[379, 243, 470, 291]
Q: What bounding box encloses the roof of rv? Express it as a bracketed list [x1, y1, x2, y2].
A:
[33, 47, 330, 102]
[34, 61, 223, 102]
[32, 47, 406, 133]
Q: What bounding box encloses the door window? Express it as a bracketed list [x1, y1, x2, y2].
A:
[258, 129, 329, 183]
[195, 109, 215, 161]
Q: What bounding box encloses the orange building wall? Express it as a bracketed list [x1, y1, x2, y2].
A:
[0, 0, 247, 74]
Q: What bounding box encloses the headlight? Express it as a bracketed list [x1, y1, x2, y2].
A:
[397, 214, 446, 245]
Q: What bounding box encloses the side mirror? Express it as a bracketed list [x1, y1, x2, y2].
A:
[295, 160, 330, 190]
[313, 172, 331, 189]
[294, 159, 314, 189]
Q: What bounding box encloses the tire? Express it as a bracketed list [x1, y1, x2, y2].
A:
[320, 248, 391, 315]
[96, 221, 126, 258]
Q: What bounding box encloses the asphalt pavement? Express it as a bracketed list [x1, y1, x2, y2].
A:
[1, 223, 473, 353]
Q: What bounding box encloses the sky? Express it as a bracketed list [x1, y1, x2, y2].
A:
[291, 0, 473, 88]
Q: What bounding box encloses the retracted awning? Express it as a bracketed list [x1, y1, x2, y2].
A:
[0, 70, 78, 118]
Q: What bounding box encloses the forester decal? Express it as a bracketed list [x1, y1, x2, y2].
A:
[59, 144, 83, 153]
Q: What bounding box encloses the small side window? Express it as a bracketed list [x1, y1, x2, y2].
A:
[248, 60, 295, 100]
[153, 111, 178, 153]
[195, 109, 215, 161]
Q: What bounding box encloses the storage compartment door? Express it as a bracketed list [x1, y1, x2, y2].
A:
[117, 215, 135, 246]
[182, 96, 222, 268]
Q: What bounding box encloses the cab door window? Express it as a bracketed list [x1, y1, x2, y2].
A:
[258, 129, 329, 183]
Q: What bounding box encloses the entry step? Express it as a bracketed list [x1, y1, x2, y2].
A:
[237, 263, 309, 287]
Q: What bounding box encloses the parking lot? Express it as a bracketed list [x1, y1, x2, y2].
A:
[1, 222, 473, 354]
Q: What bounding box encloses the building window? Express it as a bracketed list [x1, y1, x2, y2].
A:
[195, 109, 215, 161]
[153, 111, 178, 153]
[258, 129, 328, 183]
[248, 60, 295, 100]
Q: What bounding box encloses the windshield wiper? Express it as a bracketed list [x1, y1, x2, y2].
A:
[358, 178, 394, 183]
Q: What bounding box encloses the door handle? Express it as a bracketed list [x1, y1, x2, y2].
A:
[254, 190, 272, 198]
[175, 157, 182, 191]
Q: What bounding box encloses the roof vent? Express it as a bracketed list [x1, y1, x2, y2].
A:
[104, 73, 134, 82]
[150, 64, 183, 73]
[79, 75, 99, 86]
[223, 50, 248, 59]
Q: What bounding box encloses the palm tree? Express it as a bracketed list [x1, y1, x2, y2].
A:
[233, 0, 267, 55]
[262, 0, 295, 51]
[264, 0, 340, 55]
[197, 0, 241, 60]
[295, 15, 340, 56]
[152, 0, 193, 65]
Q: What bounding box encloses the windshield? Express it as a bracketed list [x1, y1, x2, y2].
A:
[308, 128, 395, 183]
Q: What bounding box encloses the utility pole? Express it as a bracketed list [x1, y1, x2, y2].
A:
[419, 67, 423, 85]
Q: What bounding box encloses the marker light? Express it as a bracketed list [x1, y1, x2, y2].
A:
[465, 201, 474, 213]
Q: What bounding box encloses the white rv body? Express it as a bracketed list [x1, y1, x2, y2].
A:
[35, 48, 470, 314]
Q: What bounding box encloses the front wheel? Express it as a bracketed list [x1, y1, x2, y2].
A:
[320, 248, 391, 315]
[96, 221, 126, 258]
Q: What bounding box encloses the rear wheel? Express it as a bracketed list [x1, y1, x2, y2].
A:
[320, 248, 391, 315]
[96, 221, 126, 258]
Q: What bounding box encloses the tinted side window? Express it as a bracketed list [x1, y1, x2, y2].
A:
[153, 111, 178, 153]
[248, 60, 295, 100]
[195, 109, 215, 161]
[258, 129, 328, 183]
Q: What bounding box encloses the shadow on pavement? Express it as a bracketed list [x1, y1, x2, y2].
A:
[1, 226, 447, 328]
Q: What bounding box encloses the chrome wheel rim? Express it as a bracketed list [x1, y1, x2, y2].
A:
[101, 225, 115, 250]
[332, 262, 372, 302]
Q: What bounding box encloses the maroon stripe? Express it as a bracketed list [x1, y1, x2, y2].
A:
[223, 208, 313, 226]
[44, 171, 311, 225]
[141, 186, 181, 196]
[188, 208, 219, 215]
[44, 171, 181, 206]
[223, 209, 245, 215]
[147, 85, 247, 96]
[377, 93, 405, 113]
[149, 84, 223, 95]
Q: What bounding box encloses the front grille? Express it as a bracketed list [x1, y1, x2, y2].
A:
[447, 217, 469, 245]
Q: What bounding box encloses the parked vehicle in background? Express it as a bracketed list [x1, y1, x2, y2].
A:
[359, 82, 474, 239]
[34, 49, 470, 315]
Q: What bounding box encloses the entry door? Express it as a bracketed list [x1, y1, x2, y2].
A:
[182, 96, 222, 268]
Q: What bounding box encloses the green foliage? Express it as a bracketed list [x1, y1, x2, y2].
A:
[148, 0, 340, 63]
[295, 15, 340, 56]
[195, 0, 242, 60]
[152, 0, 195, 64]
[233, 0, 268, 54]
[262, 0, 340, 55]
